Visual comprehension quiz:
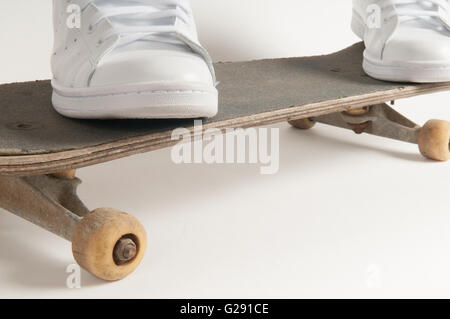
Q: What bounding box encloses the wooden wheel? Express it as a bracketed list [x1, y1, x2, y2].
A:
[72, 208, 147, 281]
[288, 118, 316, 130]
[50, 170, 77, 179]
[344, 106, 370, 116]
[418, 120, 450, 162]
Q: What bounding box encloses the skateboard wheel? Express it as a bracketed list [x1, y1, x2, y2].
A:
[50, 170, 76, 179]
[418, 120, 450, 162]
[344, 106, 370, 116]
[72, 208, 147, 281]
[288, 118, 316, 130]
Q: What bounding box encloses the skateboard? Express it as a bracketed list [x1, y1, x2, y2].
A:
[0, 42, 449, 281]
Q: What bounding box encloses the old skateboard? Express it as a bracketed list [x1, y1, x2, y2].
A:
[0, 42, 449, 281]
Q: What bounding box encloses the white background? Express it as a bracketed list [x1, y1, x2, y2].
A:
[0, 0, 449, 298]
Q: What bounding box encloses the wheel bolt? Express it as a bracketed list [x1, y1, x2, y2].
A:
[114, 238, 137, 264]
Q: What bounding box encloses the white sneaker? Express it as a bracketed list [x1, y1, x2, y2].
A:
[51, 0, 218, 119]
[352, 0, 450, 83]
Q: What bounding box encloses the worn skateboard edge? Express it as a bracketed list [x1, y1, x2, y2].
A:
[1, 82, 450, 177]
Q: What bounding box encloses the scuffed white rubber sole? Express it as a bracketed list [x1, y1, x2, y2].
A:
[51, 80, 218, 119]
[351, 11, 450, 83]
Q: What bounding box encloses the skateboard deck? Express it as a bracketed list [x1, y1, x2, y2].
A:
[1, 41, 449, 176]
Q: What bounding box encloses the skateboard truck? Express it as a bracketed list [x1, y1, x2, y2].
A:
[0, 172, 146, 281]
[289, 103, 450, 162]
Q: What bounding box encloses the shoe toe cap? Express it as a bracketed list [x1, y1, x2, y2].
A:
[384, 27, 450, 62]
[89, 50, 214, 88]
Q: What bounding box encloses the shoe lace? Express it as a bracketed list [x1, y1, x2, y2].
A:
[82, 0, 194, 47]
[381, 0, 450, 29]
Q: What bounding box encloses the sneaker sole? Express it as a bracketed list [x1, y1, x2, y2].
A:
[51, 81, 218, 119]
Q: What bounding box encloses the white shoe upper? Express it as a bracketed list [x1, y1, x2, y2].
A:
[52, 0, 215, 89]
[51, 0, 218, 119]
[352, 0, 450, 82]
